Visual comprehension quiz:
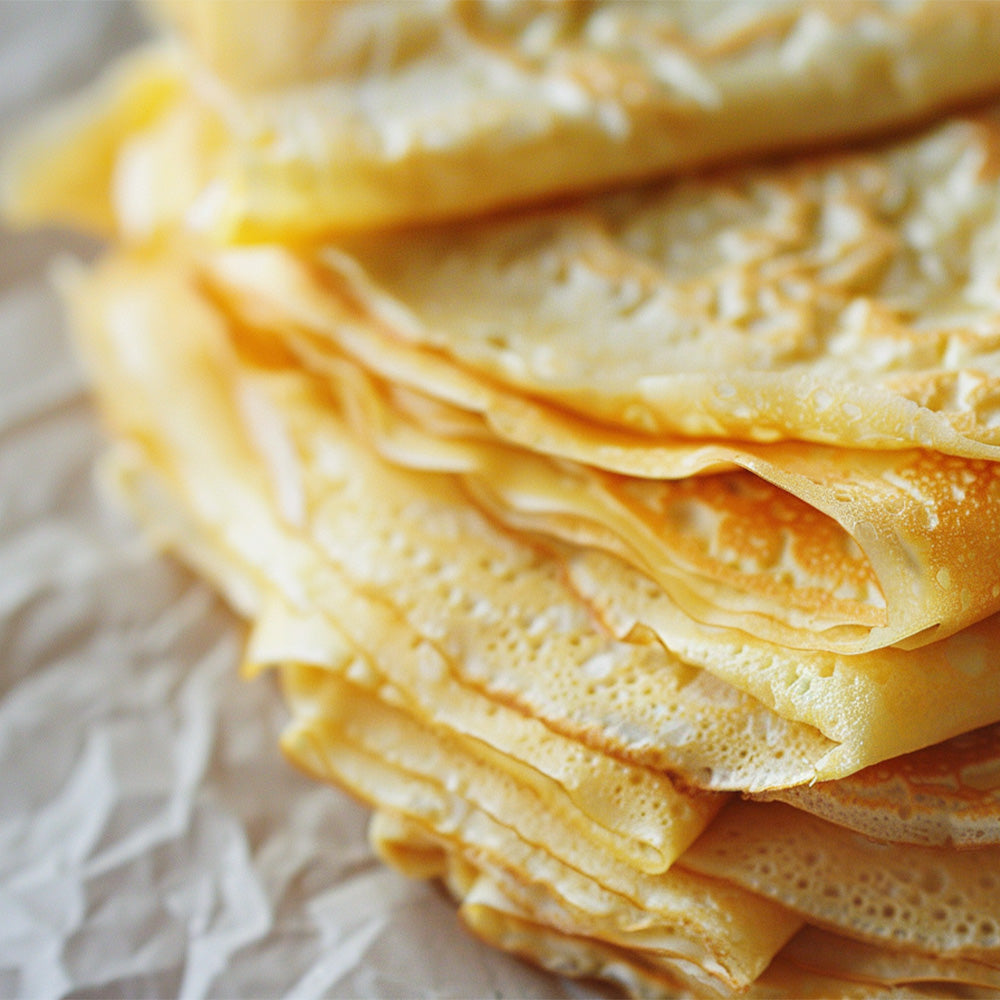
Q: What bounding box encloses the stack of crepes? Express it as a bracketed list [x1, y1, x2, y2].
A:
[8, 1, 1000, 995]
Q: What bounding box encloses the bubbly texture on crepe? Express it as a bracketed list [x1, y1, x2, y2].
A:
[279, 666, 800, 995]
[13, 4, 1000, 657]
[755, 722, 1000, 847]
[269, 110, 1000, 458]
[63, 250, 832, 794]
[389, 824, 1000, 999]
[11, 0, 1000, 239]
[681, 800, 1000, 963]
[64, 251, 1000, 791]
[780, 926, 1000, 993]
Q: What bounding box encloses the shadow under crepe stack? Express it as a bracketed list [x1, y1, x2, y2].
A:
[6, 1, 1000, 995]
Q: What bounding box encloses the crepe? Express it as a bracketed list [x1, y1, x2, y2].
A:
[9, 3, 1000, 995]
[196, 242, 1000, 656]
[11, 38, 1000, 456]
[680, 799, 1000, 963]
[456, 886, 1000, 999]
[10, 0, 1000, 240]
[13, 41, 1000, 462]
[13, 21, 1000, 656]
[279, 665, 801, 995]
[212, 102, 1000, 458]
[371, 810, 1000, 999]
[754, 721, 1000, 847]
[780, 926, 1000, 993]
[67, 248, 828, 793]
[63, 248, 1000, 792]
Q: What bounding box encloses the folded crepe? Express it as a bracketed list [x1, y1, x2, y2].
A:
[280, 664, 1000, 997]
[197, 233, 1000, 656]
[437, 863, 992, 1000]
[64, 249, 1000, 793]
[279, 665, 799, 996]
[680, 799, 1000, 967]
[164, 92, 1000, 654]
[296, 676, 1000, 999]
[418, 839, 1000, 998]
[10, 0, 1000, 241]
[186, 97, 1000, 460]
[755, 721, 1000, 847]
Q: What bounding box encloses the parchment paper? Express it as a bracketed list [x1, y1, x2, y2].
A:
[0, 4, 586, 996]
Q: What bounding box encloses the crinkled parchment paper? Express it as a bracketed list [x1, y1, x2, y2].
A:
[0, 4, 585, 996]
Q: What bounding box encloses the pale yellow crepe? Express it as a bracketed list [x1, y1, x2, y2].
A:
[374, 811, 995, 1000]
[12, 4, 1000, 996]
[680, 800, 1000, 964]
[461, 901, 999, 999]
[277, 665, 800, 994]
[249, 600, 724, 876]
[0, 47, 182, 235]
[781, 926, 1000, 993]
[755, 721, 1000, 848]
[106, 416, 839, 795]
[279, 666, 710, 898]
[13, 11, 1000, 659]
[15, 50, 1000, 461]
[248, 102, 1000, 456]
[12, 1, 1000, 239]
[75, 250, 835, 793]
[63, 249, 1000, 789]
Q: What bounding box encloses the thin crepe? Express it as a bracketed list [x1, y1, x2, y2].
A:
[754, 721, 1000, 847]
[202, 243, 1000, 655]
[62, 249, 1000, 787]
[680, 799, 1000, 964]
[278, 665, 800, 995]
[12, 1, 1000, 238]
[12, 36, 1000, 655]
[374, 811, 995, 999]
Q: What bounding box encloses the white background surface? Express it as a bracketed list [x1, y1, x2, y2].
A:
[0, 3, 584, 996]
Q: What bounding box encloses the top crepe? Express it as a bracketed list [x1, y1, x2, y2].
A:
[14, 57, 1000, 651]
[9, 47, 1000, 459]
[9, 0, 1000, 238]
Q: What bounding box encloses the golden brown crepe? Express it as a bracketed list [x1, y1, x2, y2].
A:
[201, 103, 1000, 458]
[780, 926, 1000, 993]
[14, 23, 1000, 656]
[199, 241, 1000, 656]
[63, 249, 1000, 791]
[373, 809, 1000, 999]
[279, 665, 799, 995]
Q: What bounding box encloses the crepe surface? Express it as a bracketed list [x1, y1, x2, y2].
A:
[755, 721, 1000, 847]
[681, 800, 1000, 963]
[14, 5, 1000, 655]
[10, 1, 1000, 239]
[197, 240, 1000, 655]
[63, 249, 1000, 793]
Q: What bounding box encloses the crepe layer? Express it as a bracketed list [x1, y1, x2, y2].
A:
[12, 0, 1000, 238]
